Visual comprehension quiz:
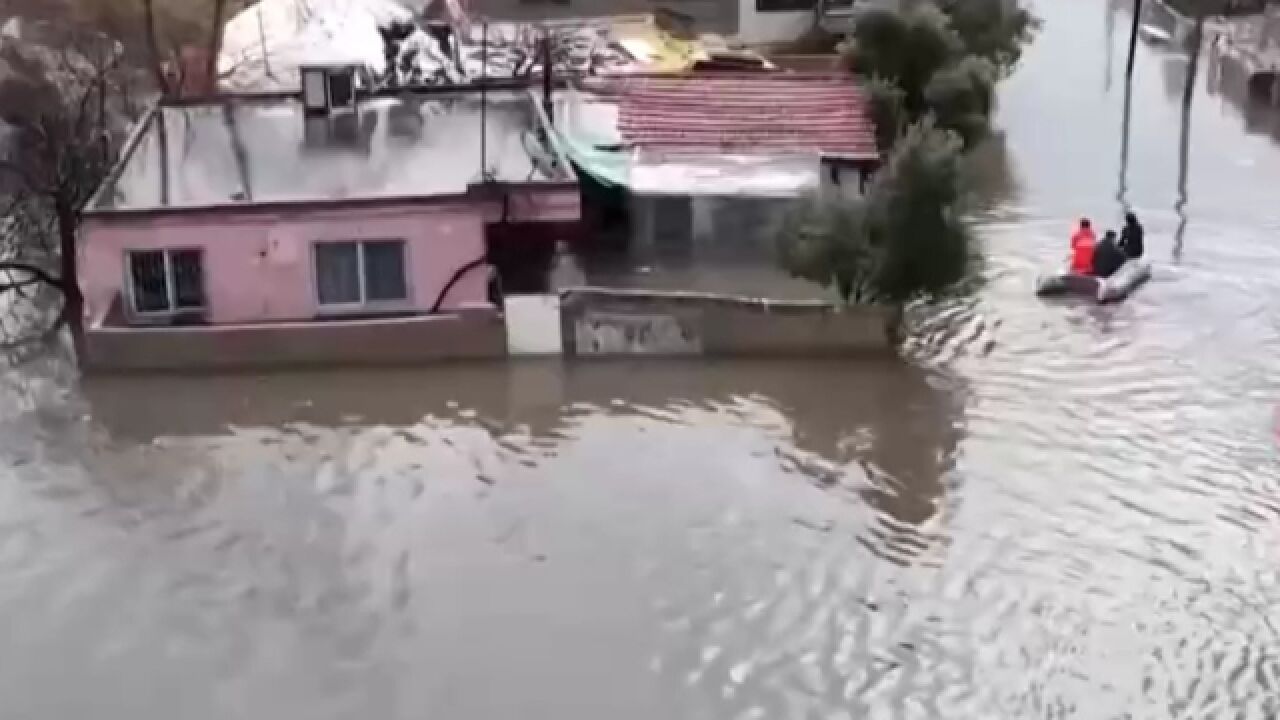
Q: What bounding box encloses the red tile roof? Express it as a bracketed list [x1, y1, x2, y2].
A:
[602, 73, 878, 162]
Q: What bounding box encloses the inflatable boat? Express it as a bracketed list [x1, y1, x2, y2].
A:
[1035, 259, 1152, 303]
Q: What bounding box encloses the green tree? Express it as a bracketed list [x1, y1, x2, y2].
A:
[776, 120, 975, 307]
[934, 0, 1038, 74]
[923, 54, 998, 147]
[775, 190, 877, 304]
[867, 119, 974, 304]
[865, 75, 907, 154]
[840, 4, 963, 113]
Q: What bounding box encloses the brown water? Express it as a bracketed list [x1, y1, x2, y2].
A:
[6, 0, 1280, 717]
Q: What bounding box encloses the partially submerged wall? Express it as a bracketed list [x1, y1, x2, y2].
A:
[83, 288, 893, 372]
[559, 287, 894, 357]
[84, 310, 507, 372]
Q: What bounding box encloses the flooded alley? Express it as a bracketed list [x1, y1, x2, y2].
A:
[4, 0, 1280, 717]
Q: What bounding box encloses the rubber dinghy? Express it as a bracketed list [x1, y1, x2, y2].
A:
[1035, 259, 1153, 303]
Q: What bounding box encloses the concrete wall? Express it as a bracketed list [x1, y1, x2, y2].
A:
[80, 191, 579, 327]
[83, 309, 507, 372]
[559, 287, 894, 356]
[81, 283, 893, 371]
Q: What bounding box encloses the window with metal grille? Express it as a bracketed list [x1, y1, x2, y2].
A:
[127, 248, 206, 315]
[314, 240, 408, 308]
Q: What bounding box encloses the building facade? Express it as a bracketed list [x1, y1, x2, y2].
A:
[79, 78, 579, 369]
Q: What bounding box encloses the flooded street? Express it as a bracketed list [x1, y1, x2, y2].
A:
[6, 0, 1280, 716]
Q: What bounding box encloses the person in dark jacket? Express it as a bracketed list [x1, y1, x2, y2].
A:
[1119, 211, 1145, 259]
[1093, 230, 1126, 278]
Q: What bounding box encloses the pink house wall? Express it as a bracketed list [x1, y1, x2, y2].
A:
[80, 189, 580, 327]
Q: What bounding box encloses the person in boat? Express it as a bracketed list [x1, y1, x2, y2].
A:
[1093, 230, 1126, 278]
[1070, 218, 1097, 275]
[1119, 211, 1145, 259]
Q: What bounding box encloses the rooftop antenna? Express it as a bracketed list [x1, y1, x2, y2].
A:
[1125, 0, 1142, 80]
[480, 19, 489, 181]
[542, 27, 554, 125]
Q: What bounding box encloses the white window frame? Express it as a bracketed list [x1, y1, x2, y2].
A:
[301, 67, 329, 112]
[312, 239, 411, 312]
[300, 65, 359, 113]
[125, 247, 207, 318]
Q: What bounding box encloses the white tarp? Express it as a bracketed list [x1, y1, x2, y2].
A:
[628, 153, 823, 198]
[217, 0, 639, 92]
[219, 0, 418, 91]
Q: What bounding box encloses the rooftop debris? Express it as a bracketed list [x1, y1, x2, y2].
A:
[217, 0, 762, 91]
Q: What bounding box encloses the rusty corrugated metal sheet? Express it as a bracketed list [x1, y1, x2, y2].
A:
[608, 73, 877, 161]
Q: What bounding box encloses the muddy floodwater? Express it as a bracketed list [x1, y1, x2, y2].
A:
[5, 0, 1280, 717]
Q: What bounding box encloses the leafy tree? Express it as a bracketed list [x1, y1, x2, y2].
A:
[840, 0, 1032, 149]
[776, 120, 975, 307]
[775, 190, 877, 304]
[840, 5, 963, 113]
[923, 55, 998, 147]
[934, 0, 1038, 74]
[867, 119, 974, 304]
[865, 75, 907, 154]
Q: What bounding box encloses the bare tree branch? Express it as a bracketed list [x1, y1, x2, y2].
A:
[142, 0, 173, 97]
[0, 261, 62, 290]
[205, 0, 229, 93]
[0, 277, 40, 294]
[0, 161, 51, 195]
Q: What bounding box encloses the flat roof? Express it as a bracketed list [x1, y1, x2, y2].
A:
[92, 88, 573, 213]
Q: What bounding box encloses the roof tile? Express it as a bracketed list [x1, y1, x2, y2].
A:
[605, 73, 878, 161]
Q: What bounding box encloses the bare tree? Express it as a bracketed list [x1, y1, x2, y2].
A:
[0, 20, 136, 349]
[140, 0, 237, 97]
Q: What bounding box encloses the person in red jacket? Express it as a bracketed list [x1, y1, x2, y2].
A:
[1070, 218, 1097, 275]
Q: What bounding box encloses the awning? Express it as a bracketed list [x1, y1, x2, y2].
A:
[554, 88, 827, 197]
[553, 89, 627, 187]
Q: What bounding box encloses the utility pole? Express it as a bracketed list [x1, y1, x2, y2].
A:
[1126, 0, 1143, 78]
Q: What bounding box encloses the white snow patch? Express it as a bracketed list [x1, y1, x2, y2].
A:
[219, 0, 415, 92]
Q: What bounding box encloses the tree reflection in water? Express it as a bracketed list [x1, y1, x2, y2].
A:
[81, 359, 966, 567]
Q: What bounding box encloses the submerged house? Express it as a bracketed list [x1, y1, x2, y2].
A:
[78, 68, 579, 370]
[555, 72, 878, 285]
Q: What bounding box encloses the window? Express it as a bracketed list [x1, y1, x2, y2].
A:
[300, 66, 357, 113]
[328, 70, 355, 108]
[314, 240, 408, 308]
[756, 0, 814, 11]
[127, 248, 206, 316]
